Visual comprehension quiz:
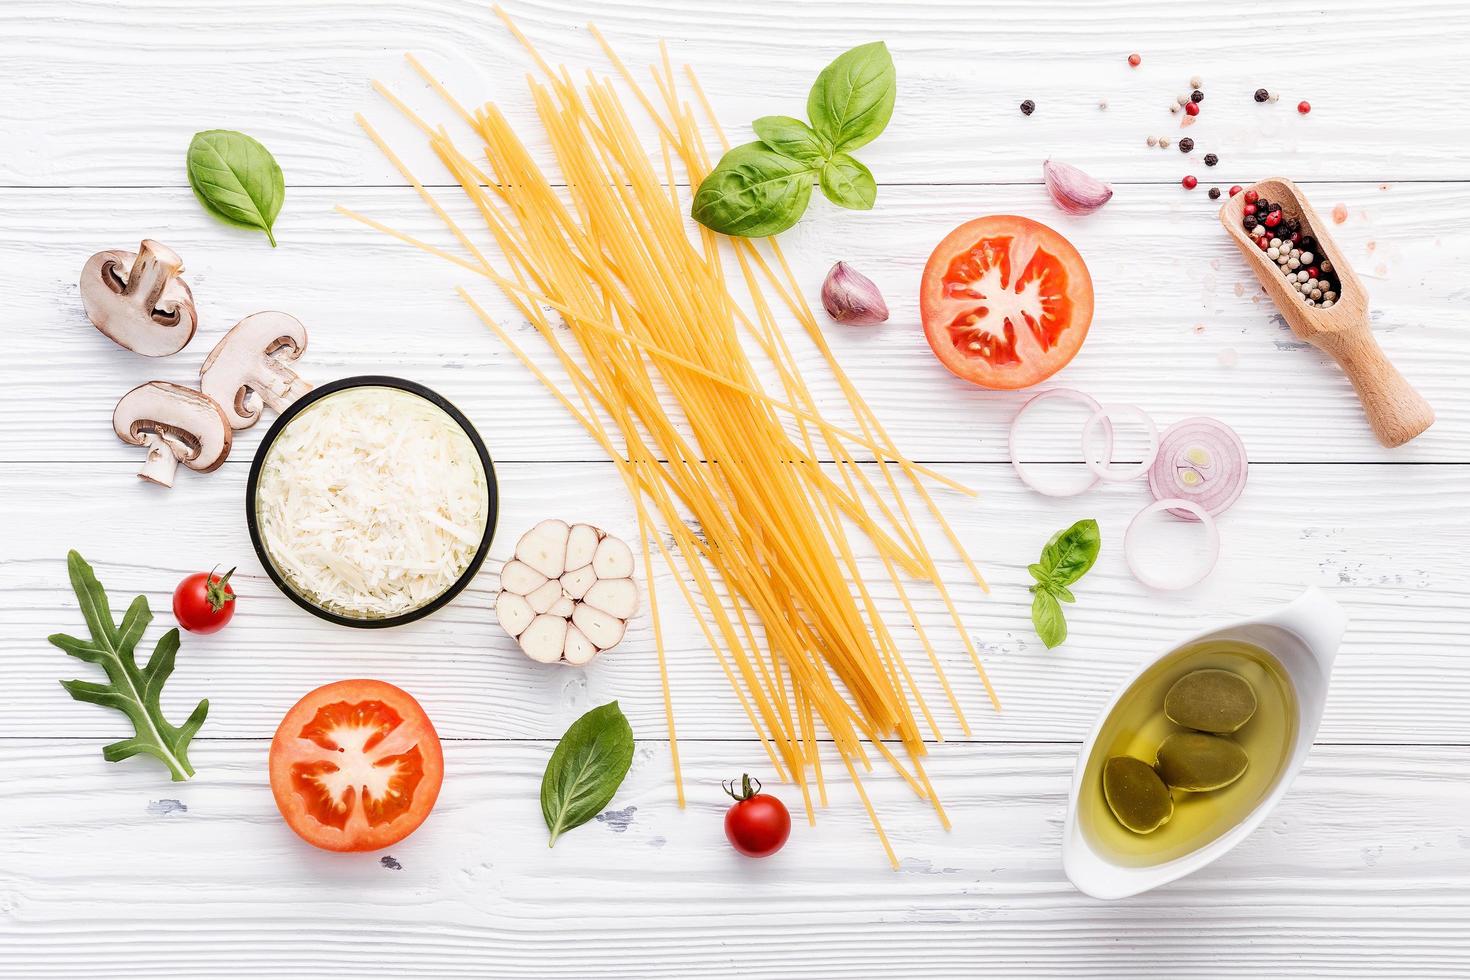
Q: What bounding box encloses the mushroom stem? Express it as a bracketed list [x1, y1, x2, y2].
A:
[255, 357, 314, 413]
[122, 240, 185, 314]
[137, 433, 184, 487]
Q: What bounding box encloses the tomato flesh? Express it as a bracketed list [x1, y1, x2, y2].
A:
[919, 215, 1094, 390]
[269, 680, 443, 852]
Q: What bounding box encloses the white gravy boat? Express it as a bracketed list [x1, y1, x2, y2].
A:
[1062, 587, 1347, 899]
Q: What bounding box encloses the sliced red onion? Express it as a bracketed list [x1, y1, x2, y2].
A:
[1082, 404, 1158, 483]
[1147, 417, 1248, 521]
[1010, 388, 1113, 497]
[1125, 498, 1220, 591]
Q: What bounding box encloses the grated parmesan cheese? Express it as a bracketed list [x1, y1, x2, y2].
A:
[255, 386, 489, 619]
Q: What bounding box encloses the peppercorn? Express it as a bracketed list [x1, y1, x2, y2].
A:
[1204, 153, 1218, 167]
[1179, 137, 1195, 153]
[1300, 235, 1317, 251]
[1191, 90, 1204, 104]
[1182, 175, 1198, 189]
[1190, 75, 1202, 89]
[1020, 99, 1035, 116]
[1254, 88, 1270, 102]
[1184, 102, 1200, 116]
[1128, 53, 1141, 67]
[1229, 185, 1242, 197]
[1244, 189, 1259, 204]
[1298, 100, 1311, 114]
[1208, 187, 1221, 200]
[1265, 211, 1282, 228]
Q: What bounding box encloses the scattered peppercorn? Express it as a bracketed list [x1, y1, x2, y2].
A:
[1297, 100, 1311, 114]
[1128, 53, 1142, 67]
[1254, 88, 1270, 103]
[1191, 90, 1204, 104]
[1179, 137, 1195, 153]
[1020, 99, 1035, 116]
[1204, 153, 1218, 167]
[1184, 102, 1200, 117]
[1189, 75, 1203, 89]
[1229, 185, 1243, 197]
[1208, 187, 1221, 200]
[1146, 135, 1158, 147]
[1181, 175, 1198, 189]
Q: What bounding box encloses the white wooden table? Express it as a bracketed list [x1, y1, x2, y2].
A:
[4, 1, 1468, 975]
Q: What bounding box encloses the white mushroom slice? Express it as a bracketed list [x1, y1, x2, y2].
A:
[499, 560, 547, 595]
[519, 519, 570, 578]
[81, 240, 197, 356]
[494, 520, 638, 665]
[573, 604, 627, 651]
[112, 381, 232, 488]
[526, 579, 564, 615]
[559, 564, 597, 600]
[593, 536, 635, 579]
[495, 591, 535, 638]
[565, 523, 600, 570]
[563, 626, 597, 666]
[583, 578, 638, 620]
[199, 311, 314, 429]
[518, 614, 569, 664]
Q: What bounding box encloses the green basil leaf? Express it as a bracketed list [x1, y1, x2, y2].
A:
[1032, 590, 1068, 649]
[692, 142, 816, 238]
[186, 130, 286, 247]
[1053, 584, 1077, 604]
[1027, 563, 1050, 586]
[819, 153, 877, 210]
[541, 701, 635, 846]
[751, 116, 829, 165]
[1039, 518, 1101, 587]
[805, 41, 896, 153]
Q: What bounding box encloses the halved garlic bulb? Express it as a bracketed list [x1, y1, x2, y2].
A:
[495, 520, 637, 665]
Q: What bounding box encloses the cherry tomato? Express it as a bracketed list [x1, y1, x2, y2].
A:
[269, 679, 444, 852]
[919, 215, 1094, 390]
[723, 774, 790, 858]
[173, 566, 237, 634]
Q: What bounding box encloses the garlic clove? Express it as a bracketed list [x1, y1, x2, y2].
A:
[526, 578, 564, 615]
[573, 603, 626, 650]
[519, 614, 569, 663]
[500, 559, 547, 594]
[821, 261, 889, 325]
[548, 595, 576, 618]
[496, 591, 535, 637]
[1042, 159, 1114, 216]
[583, 577, 638, 620]
[565, 523, 600, 570]
[519, 519, 570, 578]
[563, 626, 597, 666]
[592, 536, 634, 580]
[560, 564, 597, 600]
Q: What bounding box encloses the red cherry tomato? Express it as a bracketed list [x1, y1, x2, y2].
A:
[723, 774, 790, 858]
[173, 567, 237, 634]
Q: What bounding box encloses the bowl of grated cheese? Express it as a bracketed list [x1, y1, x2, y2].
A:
[246, 376, 497, 627]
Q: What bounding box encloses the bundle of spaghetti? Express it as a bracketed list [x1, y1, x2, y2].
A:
[341, 8, 997, 866]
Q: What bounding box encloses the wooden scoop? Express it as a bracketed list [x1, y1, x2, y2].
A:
[1219, 177, 1433, 448]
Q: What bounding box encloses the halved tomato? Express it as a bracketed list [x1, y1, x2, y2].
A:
[919, 215, 1094, 389]
[269, 679, 444, 852]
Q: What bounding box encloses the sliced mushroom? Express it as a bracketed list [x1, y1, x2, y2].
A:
[495, 521, 637, 665]
[112, 382, 232, 487]
[199, 311, 314, 429]
[80, 240, 197, 356]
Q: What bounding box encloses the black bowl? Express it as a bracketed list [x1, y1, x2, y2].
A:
[245, 376, 498, 628]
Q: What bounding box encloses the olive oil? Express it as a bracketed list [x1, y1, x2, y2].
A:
[1079, 639, 1297, 866]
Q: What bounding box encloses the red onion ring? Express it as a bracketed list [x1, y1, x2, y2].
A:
[1082, 405, 1159, 483]
[1125, 498, 1220, 591]
[1010, 389, 1114, 497]
[1147, 416, 1249, 521]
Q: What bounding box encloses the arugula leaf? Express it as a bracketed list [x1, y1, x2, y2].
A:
[541, 701, 635, 846]
[806, 41, 896, 153]
[1027, 520, 1101, 649]
[819, 153, 877, 210]
[751, 116, 829, 165]
[186, 129, 285, 247]
[1032, 590, 1067, 649]
[48, 551, 209, 781]
[691, 142, 816, 238]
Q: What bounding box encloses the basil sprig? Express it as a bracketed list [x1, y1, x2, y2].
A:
[541, 701, 635, 846]
[692, 42, 895, 237]
[186, 130, 286, 247]
[1028, 519, 1101, 649]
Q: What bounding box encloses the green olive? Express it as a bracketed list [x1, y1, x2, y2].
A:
[1155, 732, 1250, 791]
[1164, 668, 1258, 733]
[1103, 756, 1174, 834]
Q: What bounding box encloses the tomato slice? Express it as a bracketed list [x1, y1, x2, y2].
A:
[268, 679, 444, 852]
[919, 215, 1094, 389]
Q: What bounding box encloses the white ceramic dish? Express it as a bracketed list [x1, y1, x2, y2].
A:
[1062, 587, 1347, 899]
